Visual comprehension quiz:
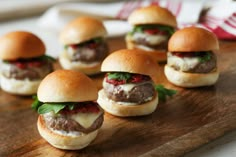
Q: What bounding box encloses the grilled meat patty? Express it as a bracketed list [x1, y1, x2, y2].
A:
[103, 80, 155, 104]
[67, 41, 108, 63]
[167, 51, 217, 73]
[1, 60, 53, 80]
[43, 112, 103, 134]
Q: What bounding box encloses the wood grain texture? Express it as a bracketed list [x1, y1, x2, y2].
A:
[0, 38, 236, 157]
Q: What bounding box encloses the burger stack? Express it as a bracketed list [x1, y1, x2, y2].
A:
[0, 4, 220, 151]
[97, 49, 160, 117]
[164, 27, 219, 87]
[126, 5, 177, 62]
[59, 16, 109, 75]
[0, 31, 54, 95]
[33, 70, 104, 150]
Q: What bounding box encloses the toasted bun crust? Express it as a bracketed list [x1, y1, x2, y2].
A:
[0, 31, 45, 60]
[97, 89, 158, 117]
[168, 27, 219, 52]
[59, 50, 101, 75]
[0, 75, 40, 95]
[38, 70, 98, 102]
[60, 17, 107, 45]
[164, 65, 219, 87]
[101, 49, 160, 78]
[128, 5, 177, 27]
[37, 115, 98, 150]
[126, 35, 167, 62]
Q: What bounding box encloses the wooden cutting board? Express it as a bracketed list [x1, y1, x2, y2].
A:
[0, 38, 236, 157]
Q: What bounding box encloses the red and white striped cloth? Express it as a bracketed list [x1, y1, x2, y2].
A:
[115, 0, 236, 40]
[38, 0, 236, 40]
[116, 0, 182, 20]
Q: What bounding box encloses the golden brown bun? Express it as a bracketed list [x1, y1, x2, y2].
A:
[37, 115, 98, 150]
[97, 89, 158, 117]
[126, 35, 167, 62]
[164, 65, 219, 87]
[59, 50, 101, 75]
[38, 70, 98, 102]
[128, 5, 177, 27]
[0, 31, 45, 60]
[60, 17, 107, 45]
[101, 49, 160, 79]
[0, 75, 40, 95]
[168, 27, 219, 52]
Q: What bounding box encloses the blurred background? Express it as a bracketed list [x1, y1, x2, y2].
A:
[0, 0, 120, 21]
[0, 0, 235, 157]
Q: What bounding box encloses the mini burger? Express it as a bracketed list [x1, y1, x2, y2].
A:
[32, 70, 104, 150]
[97, 49, 160, 117]
[126, 5, 177, 62]
[164, 27, 219, 87]
[59, 17, 109, 75]
[0, 31, 54, 95]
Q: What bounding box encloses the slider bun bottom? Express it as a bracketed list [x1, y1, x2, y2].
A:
[97, 89, 158, 117]
[126, 36, 167, 62]
[59, 51, 101, 75]
[37, 115, 98, 150]
[0, 75, 40, 95]
[164, 65, 219, 88]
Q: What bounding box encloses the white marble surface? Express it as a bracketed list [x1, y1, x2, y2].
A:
[0, 16, 236, 157]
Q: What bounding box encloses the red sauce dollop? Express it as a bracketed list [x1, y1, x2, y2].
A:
[60, 102, 100, 115]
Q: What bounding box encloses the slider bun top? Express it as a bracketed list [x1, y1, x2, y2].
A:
[0, 31, 45, 60]
[38, 70, 98, 103]
[101, 49, 160, 79]
[168, 27, 219, 52]
[60, 16, 107, 45]
[128, 5, 177, 27]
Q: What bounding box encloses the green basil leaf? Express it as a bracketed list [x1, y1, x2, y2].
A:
[68, 104, 75, 110]
[156, 25, 175, 35]
[135, 26, 143, 33]
[107, 72, 132, 82]
[64, 45, 69, 49]
[131, 25, 175, 36]
[199, 51, 211, 63]
[44, 54, 56, 62]
[129, 26, 143, 35]
[2, 60, 10, 64]
[155, 84, 177, 101]
[31, 95, 43, 111]
[93, 37, 103, 43]
[38, 54, 56, 62]
[64, 45, 69, 50]
[38, 104, 66, 114]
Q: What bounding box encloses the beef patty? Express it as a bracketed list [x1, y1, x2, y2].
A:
[43, 111, 103, 134]
[67, 41, 108, 63]
[1, 60, 53, 80]
[168, 51, 217, 73]
[103, 80, 155, 104]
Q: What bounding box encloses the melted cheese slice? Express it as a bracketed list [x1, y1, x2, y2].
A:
[132, 32, 168, 45]
[167, 52, 200, 71]
[103, 79, 137, 94]
[103, 80, 154, 105]
[119, 83, 136, 94]
[70, 111, 102, 129]
[103, 79, 149, 94]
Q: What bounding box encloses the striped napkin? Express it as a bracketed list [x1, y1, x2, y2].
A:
[38, 0, 236, 40]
